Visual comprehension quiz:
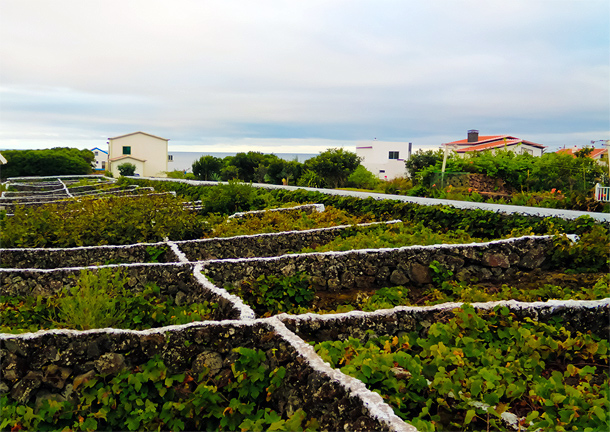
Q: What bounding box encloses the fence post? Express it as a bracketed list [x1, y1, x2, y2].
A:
[594, 183, 600, 201]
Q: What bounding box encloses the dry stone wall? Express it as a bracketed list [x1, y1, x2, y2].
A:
[0, 221, 398, 268]
[203, 236, 554, 294]
[0, 263, 240, 322]
[2, 176, 606, 432]
[0, 319, 411, 432]
[278, 299, 610, 344]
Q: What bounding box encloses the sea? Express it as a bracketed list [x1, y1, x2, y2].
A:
[168, 151, 318, 172]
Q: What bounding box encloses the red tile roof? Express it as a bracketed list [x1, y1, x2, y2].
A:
[556, 148, 608, 159]
[455, 139, 545, 153]
[446, 135, 511, 146]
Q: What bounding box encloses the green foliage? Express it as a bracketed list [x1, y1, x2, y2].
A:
[1, 350, 317, 432]
[192, 155, 223, 181]
[56, 268, 133, 330]
[405, 149, 442, 182]
[227, 273, 314, 317]
[315, 305, 609, 432]
[146, 245, 167, 263]
[346, 165, 379, 190]
[301, 221, 481, 253]
[1, 148, 94, 179]
[550, 225, 610, 273]
[304, 148, 361, 189]
[117, 162, 136, 176]
[296, 169, 327, 188]
[1, 193, 205, 247]
[210, 205, 369, 239]
[0, 269, 218, 333]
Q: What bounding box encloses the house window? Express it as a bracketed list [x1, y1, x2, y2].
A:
[389, 151, 399, 159]
[379, 170, 386, 173]
[101, 161, 106, 170]
[94, 151, 98, 156]
[122, 146, 131, 155]
[168, 155, 173, 161]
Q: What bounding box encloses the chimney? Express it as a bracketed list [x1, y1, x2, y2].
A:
[467, 130, 479, 142]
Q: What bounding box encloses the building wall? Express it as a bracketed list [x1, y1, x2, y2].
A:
[110, 157, 146, 178]
[91, 148, 108, 171]
[356, 141, 409, 180]
[108, 133, 168, 177]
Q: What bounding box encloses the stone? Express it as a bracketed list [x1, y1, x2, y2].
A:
[73, 370, 97, 391]
[42, 365, 72, 389]
[389, 270, 409, 285]
[192, 351, 223, 377]
[94, 353, 126, 375]
[482, 252, 510, 268]
[11, 371, 43, 403]
[407, 262, 432, 284]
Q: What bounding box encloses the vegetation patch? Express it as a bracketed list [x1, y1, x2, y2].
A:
[1, 348, 317, 432]
[0, 269, 217, 333]
[314, 304, 609, 432]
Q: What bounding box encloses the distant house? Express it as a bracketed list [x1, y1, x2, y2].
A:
[107, 132, 170, 177]
[91, 147, 108, 172]
[444, 130, 545, 157]
[556, 146, 608, 164]
[356, 140, 411, 179]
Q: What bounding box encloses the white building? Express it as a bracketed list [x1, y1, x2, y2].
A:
[107, 132, 171, 177]
[355, 140, 411, 180]
[90, 147, 108, 172]
[444, 130, 545, 157]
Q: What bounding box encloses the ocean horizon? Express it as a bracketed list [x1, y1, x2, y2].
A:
[168, 151, 318, 172]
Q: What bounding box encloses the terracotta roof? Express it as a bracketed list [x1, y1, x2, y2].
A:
[108, 131, 169, 141]
[556, 148, 608, 159]
[456, 139, 545, 153]
[446, 135, 511, 146]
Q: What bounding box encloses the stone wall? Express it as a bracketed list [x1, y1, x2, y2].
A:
[1, 221, 398, 269]
[0, 319, 410, 432]
[278, 299, 610, 344]
[1, 242, 180, 269]
[0, 263, 241, 322]
[177, 221, 398, 261]
[203, 236, 554, 293]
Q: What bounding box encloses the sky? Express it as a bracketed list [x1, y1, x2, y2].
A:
[1, 0, 608, 155]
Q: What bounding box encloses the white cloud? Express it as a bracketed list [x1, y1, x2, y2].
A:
[0, 0, 608, 152]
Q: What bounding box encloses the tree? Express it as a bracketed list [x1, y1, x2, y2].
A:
[192, 155, 222, 181]
[405, 149, 442, 180]
[117, 163, 136, 176]
[1, 148, 94, 179]
[305, 148, 361, 189]
[229, 152, 267, 182]
[347, 165, 379, 190]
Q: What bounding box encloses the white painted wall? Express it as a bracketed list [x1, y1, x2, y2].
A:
[108, 132, 168, 177]
[356, 140, 409, 180]
[91, 147, 108, 171]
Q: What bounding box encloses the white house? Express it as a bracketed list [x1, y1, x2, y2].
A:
[444, 130, 545, 157]
[356, 140, 411, 180]
[107, 132, 171, 177]
[90, 147, 108, 172]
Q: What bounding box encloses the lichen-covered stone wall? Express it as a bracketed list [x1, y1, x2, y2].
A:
[0, 263, 240, 322]
[203, 236, 554, 293]
[0, 319, 410, 432]
[1, 222, 398, 269]
[278, 299, 610, 344]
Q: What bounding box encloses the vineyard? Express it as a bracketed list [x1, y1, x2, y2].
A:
[0, 175, 608, 432]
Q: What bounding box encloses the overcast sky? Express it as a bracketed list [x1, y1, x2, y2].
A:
[1, 0, 608, 154]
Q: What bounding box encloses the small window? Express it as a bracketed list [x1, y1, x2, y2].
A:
[102, 161, 106, 169]
[122, 146, 131, 155]
[168, 154, 173, 161]
[389, 151, 399, 159]
[379, 170, 386, 173]
[94, 151, 98, 156]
